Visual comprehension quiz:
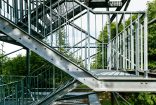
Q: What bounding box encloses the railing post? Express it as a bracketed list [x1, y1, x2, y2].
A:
[20, 0, 23, 21]
[123, 14, 126, 70]
[28, 0, 31, 35]
[13, 0, 18, 23]
[128, 28, 131, 69]
[21, 80, 24, 105]
[27, 0, 31, 91]
[0, 0, 1, 9]
[107, 11, 111, 70]
[116, 14, 119, 70]
[87, 8, 90, 71]
[53, 66, 55, 92]
[130, 14, 134, 71]
[140, 25, 143, 71]
[144, 11, 148, 78]
[37, 76, 39, 100]
[3, 85, 5, 105]
[15, 83, 18, 105]
[135, 17, 140, 76]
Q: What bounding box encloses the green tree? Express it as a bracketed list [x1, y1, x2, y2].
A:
[147, 0, 156, 70]
[126, 93, 156, 105]
[126, 0, 156, 104]
[3, 55, 26, 75]
[30, 52, 46, 71]
[58, 28, 66, 52]
[92, 22, 123, 69]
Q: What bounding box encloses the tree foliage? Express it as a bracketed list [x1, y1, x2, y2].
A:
[2, 55, 26, 75]
[147, 0, 156, 70]
[125, 0, 156, 104]
[94, 0, 156, 104]
[92, 22, 123, 69]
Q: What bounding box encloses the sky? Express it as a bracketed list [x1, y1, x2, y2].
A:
[127, 0, 151, 11]
[0, 0, 153, 58]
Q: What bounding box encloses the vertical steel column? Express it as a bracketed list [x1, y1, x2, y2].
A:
[102, 14, 104, 69]
[140, 25, 143, 71]
[26, 49, 30, 76]
[13, 0, 18, 23]
[28, 0, 31, 34]
[43, 0, 45, 37]
[65, 0, 68, 50]
[15, 83, 18, 105]
[21, 80, 24, 105]
[135, 16, 140, 76]
[0, 43, 4, 74]
[111, 92, 115, 105]
[85, 13, 88, 68]
[107, 10, 111, 70]
[72, 1, 75, 54]
[125, 30, 128, 69]
[50, 0, 53, 46]
[95, 14, 97, 69]
[0, 0, 1, 9]
[87, 8, 90, 71]
[80, 5, 83, 68]
[36, 0, 38, 32]
[112, 40, 114, 68]
[116, 14, 119, 70]
[53, 66, 55, 92]
[123, 14, 126, 70]
[119, 34, 121, 69]
[56, 1, 59, 49]
[130, 14, 134, 70]
[27, 0, 31, 92]
[6, 0, 9, 17]
[3, 85, 5, 105]
[128, 28, 131, 69]
[36, 76, 39, 100]
[112, 40, 115, 68]
[0, 78, 1, 102]
[125, 29, 128, 70]
[144, 12, 148, 78]
[20, 0, 23, 21]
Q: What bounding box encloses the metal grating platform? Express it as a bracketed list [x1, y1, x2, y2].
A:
[91, 70, 146, 80]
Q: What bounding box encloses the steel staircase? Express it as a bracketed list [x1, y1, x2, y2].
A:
[0, 64, 78, 105]
[0, 0, 156, 104]
[0, 0, 156, 91]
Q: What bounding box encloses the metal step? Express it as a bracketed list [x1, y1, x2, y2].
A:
[31, 79, 79, 105]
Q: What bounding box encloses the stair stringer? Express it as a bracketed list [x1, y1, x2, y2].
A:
[0, 16, 102, 90]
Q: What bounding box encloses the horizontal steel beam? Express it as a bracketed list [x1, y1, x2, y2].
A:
[88, 1, 123, 8]
[96, 79, 156, 92]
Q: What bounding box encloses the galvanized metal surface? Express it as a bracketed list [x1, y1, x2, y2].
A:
[0, 0, 154, 104]
[88, 94, 101, 105]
